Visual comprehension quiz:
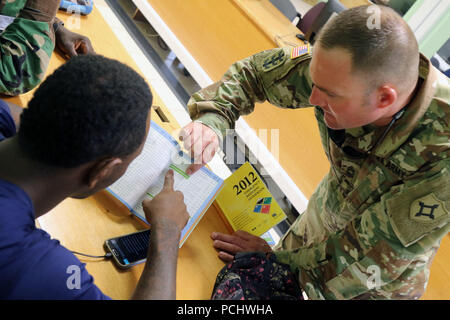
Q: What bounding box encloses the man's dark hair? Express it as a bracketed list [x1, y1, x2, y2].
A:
[317, 5, 419, 93]
[18, 54, 152, 167]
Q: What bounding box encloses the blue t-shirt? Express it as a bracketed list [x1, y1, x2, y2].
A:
[0, 100, 111, 299]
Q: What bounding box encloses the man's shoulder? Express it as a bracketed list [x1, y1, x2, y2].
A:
[384, 162, 450, 248]
[380, 77, 449, 176]
[248, 46, 313, 108]
[3, 234, 109, 299]
[414, 61, 449, 138]
[426, 67, 449, 122]
[251, 45, 312, 80]
[383, 75, 449, 247]
[0, 179, 36, 259]
[0, 100, 17, 141]
[410, 82, 449, 158]
[0, 179, 32, 223]
[0, 210, 110, 299]
[414, 85, 449, 146]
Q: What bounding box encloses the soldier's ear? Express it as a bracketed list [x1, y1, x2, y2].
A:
[376, 85, 397, 110]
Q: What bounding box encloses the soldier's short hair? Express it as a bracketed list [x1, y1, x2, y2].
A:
[18, 54, 153, 168]
[316, 5, 419, 94]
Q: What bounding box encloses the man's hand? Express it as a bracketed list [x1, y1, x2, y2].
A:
[211, 230, 273, 262]
[55, 26, 95, 59]
[133, 170, 189, 300]
[179, 122, 219, 175]
[142, 170, 189, 234]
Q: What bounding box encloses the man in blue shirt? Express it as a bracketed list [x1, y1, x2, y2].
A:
[0, 54, 189, 299]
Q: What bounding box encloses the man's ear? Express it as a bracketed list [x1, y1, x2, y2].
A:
[377, 85, 398, 110]
[86, 158, 123, 190]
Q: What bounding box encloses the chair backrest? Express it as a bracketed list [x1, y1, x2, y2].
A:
[302, 0, 347, 44]
[269, 0, 299, 22]
[296, 2, 326, 34]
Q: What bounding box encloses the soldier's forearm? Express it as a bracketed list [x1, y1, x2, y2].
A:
[187, 47, 314, 141]
[187, 60, 268, 141]
[19, 0, 60, 23]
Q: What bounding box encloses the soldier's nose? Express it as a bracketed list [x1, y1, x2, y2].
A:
[309, 86, 326, 107]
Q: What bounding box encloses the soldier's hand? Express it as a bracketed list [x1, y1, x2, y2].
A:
[211, 230, 273, 262]
[142, 170, 189, 235]
[55, 26, 95, 59]
[179, 122, 219, 175]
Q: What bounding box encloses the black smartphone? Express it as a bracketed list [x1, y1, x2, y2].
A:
[104, 229, 151, 269]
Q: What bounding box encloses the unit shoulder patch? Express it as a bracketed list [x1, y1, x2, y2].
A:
[385, 169, 450, 247]
[410, 193, 448, 223]
[261, 49, 286, 72]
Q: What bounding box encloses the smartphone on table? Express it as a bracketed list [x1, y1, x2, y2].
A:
[104, 229, 150, 269]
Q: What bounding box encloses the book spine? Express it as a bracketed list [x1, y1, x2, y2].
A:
[212, 201, 234, 234]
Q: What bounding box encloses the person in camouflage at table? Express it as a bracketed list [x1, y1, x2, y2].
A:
[179, 5, 449, 299]
[0, 0, 94, 96]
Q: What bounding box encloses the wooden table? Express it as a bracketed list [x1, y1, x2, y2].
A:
[2, 5, 229, 300]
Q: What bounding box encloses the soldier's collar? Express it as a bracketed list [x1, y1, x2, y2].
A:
[328, 124, 382, 159]
[373, 54, 438, 158]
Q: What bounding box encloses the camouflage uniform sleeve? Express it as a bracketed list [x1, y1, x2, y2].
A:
[188, 46, 314, 140]
[0, 1, 58, 96]
[274, 162, 450, 300]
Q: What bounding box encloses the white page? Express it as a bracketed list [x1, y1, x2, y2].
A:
[109, 122, 179, 208]
[133, 153, 223, 220]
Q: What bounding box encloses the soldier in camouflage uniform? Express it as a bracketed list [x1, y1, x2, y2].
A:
[180, 5, 449, 299]
[0, 0, 94, 96]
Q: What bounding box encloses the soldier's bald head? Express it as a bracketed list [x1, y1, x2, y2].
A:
[316, 5, 419, 95]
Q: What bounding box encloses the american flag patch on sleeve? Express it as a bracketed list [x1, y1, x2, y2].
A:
[291, 44, 310, 59]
